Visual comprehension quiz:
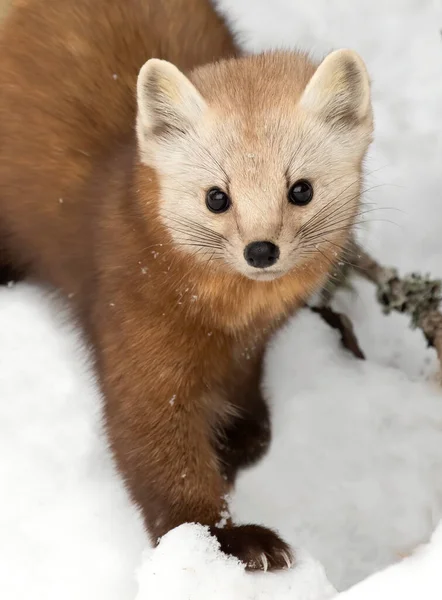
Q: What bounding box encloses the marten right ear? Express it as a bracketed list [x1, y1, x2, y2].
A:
[300, 49, 372, 129]
[136, 59, 207, 152]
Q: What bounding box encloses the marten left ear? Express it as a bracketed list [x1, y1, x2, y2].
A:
[136, 59, 206, 151]
[300, 49, 372, 128]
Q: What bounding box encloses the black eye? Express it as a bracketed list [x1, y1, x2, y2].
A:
[288, 179, 314, 206]
[206, 187, 231, 213]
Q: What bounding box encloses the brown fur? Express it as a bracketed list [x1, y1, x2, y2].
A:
[0, 0, 372, 571]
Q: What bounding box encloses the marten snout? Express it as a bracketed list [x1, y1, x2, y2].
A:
[244, 241, 280, 269]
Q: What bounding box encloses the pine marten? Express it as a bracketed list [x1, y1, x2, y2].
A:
[0, 0, 373, 571]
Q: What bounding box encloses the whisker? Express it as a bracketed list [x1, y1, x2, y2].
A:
[161, 212, 228, 243]
[298, 181, 395, 239]
[301, 211, 358, 240]
[297, 184, 359, 237]
[165, 226, 225, 249]
[310, 239, 363, 270]
[174, 243, 225, 251]
[163, 215, 225, 239]
[300, 218, 397, 250]
[162, 222, 226, 246]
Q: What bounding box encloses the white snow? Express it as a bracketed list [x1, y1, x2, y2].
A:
[1, 0, 442, 598]
[136, 523, 336, 600]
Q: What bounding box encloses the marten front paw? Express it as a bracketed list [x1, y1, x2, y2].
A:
[209, 524, 293, 572]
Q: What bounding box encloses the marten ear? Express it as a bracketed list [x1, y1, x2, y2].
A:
[136, 59, 207, 147]
[300, 49, 371, 127]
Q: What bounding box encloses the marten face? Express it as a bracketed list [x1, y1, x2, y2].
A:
[136, 51, 373, 282]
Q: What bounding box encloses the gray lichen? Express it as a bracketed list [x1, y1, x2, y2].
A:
[375, 269, 442, 330]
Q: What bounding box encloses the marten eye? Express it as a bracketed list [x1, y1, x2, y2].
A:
[288, 180, 314, 206]
[206, 187, 231, 213]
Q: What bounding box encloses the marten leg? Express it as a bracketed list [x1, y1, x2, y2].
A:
[0, 239, 25, 285]
[0, 263, 23, 285]
[216, 352, 271, 485]
[97, 312, 291, 571]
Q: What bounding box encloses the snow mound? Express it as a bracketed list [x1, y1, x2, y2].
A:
[341, 523, 442, 599]
[136, 523, 336, 600]
[136, 522, 442, 600]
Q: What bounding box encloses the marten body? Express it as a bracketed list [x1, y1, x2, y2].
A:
[0, 0, 373, 570]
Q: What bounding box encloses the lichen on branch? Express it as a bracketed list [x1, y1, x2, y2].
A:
[324, 240, 442, 371]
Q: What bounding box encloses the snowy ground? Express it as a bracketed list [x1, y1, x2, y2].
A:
[1, 0, 442, 598]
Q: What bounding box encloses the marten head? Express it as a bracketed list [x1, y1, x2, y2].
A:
[136, 51, 372, 283]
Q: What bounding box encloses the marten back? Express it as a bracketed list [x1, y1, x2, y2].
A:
[0, 0, 236, 289]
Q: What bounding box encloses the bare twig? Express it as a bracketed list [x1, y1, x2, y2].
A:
[310, 305, 365, 360]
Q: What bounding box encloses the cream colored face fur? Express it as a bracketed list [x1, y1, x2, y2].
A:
[136, 51, 373, 281]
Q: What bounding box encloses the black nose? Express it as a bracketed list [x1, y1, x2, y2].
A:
[244, 241, 280, 268]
